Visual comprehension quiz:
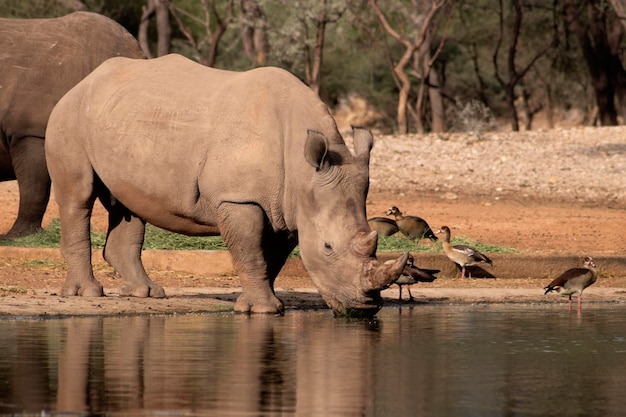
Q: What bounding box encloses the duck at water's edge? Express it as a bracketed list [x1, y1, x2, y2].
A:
[387, 255, 439, 301]
[544, 256, 598, 312]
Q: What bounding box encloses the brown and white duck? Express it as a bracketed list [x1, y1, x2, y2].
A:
[544, 256, 598, 312]
[368, 217, 399, 237]
[386, 255, 439, 301]
[386, 206, 437, 242]
[437, 225, 493, 278]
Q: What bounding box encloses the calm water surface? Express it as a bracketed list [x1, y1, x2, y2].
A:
[0, 305, 625, 416]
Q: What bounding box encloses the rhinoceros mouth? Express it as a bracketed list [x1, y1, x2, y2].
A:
[321, 290, 384, 318]
[332, 305, 382, 319]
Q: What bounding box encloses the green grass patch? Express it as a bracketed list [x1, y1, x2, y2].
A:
[22, 259, 66, 268]
[0, 218, 66, 248]
[0, 218, 519, 254]
[376, 234, 520, 254]
[142, 226, 227, 250]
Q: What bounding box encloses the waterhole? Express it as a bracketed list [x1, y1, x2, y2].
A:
[0, 305, 625, 416]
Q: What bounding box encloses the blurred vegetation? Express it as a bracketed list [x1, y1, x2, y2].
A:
[2, 0, 623, 133]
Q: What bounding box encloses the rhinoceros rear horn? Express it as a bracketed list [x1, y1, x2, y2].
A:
[365, 251, 410, 292]
[353, 230, 378, 257]
[351, 126, 373, 164]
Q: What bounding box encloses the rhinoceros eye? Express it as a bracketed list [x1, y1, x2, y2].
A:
[323, 242, 333, 254]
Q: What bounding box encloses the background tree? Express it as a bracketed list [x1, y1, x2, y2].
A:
[370, 0, 453, 134]
[263, 0, 346, 96]
[0, 0, 76, 17]
[492, 0, 557, 131]
[167, 0, 234, 67]
[562, 0, 626, 125]
[239, 0, 269, 66]
[138, 0, 171, 57]
[5, 0, 626, 132]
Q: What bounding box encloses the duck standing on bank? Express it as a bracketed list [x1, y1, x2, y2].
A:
[544, 256, 598, 312]
[368, 217, 399, 237]
[386, 206, 438, 242]
[437, 225, 493, 278]
[386, 255, 439, 301]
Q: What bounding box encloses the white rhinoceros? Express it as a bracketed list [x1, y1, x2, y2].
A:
[45, 54, 407, 316]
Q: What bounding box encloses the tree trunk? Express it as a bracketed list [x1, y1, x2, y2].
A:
[506, 85, 520, 131]
[138, 0, 155, 58]
[309, 2, 328, 96]
[414, 78, 426, 134]
[562, 0, 619, 125]
[493, 0, 554, 131]
[609, 0, 626, 31]
[413, 37, 446, 133]
[240, 0, 268, 65]
[138, 0, 171, 58]
[155, 0, 171, 57]
[427, 59, 446, 132]
[370, 0, 448, 134]
[396, 69, 412, 134]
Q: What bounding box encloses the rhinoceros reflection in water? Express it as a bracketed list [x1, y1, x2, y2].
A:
[39, 315, 377, 415]
[45, 54, 407, 316]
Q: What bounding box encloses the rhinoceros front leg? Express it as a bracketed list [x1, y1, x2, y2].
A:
[7, 136, 50, 237]
[218, 202, 292, 314]
[101, 201, 165, 298]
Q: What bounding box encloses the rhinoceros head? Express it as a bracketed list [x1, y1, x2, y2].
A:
[295, 126, 407, 317]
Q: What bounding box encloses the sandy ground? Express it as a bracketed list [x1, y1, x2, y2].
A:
[0, 126, 624, 316]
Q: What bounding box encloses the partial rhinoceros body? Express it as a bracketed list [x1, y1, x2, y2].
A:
[45, 54, 407, 316]
[0, 12, 145, 237]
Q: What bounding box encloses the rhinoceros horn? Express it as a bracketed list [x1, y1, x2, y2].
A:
[354, 231, 409, 292]
[366, 251, 409, 291]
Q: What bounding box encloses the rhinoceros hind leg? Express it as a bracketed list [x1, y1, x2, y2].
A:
[218, 202, 291, 314]
[102, 200, 165, 298]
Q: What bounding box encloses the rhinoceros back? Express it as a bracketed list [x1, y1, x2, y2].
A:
[47, 54, 339, 231]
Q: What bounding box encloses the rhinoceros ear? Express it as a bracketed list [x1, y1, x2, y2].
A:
[304, 130, 329, 169]
[351, 126, 373, 164]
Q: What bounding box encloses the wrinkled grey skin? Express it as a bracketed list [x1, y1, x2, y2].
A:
[45, 54, 407, 317]
[0, 12, 144, 237]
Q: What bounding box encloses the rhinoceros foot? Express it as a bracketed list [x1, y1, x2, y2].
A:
[6, 222, 42, 238]
[119, 281, 166, 298]
[61, 280, 104, 297]
[234, 292, 284, 314]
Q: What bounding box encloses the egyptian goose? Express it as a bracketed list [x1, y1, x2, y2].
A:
[544, 256, 598, 312]
[386, 255, 439, 301]
[437, 225, 493, 278]
[386, 206, 438, 242]
[368, 217, 399, 237]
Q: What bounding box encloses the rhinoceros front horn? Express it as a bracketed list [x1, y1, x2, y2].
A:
[364, 251, 410, 292]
